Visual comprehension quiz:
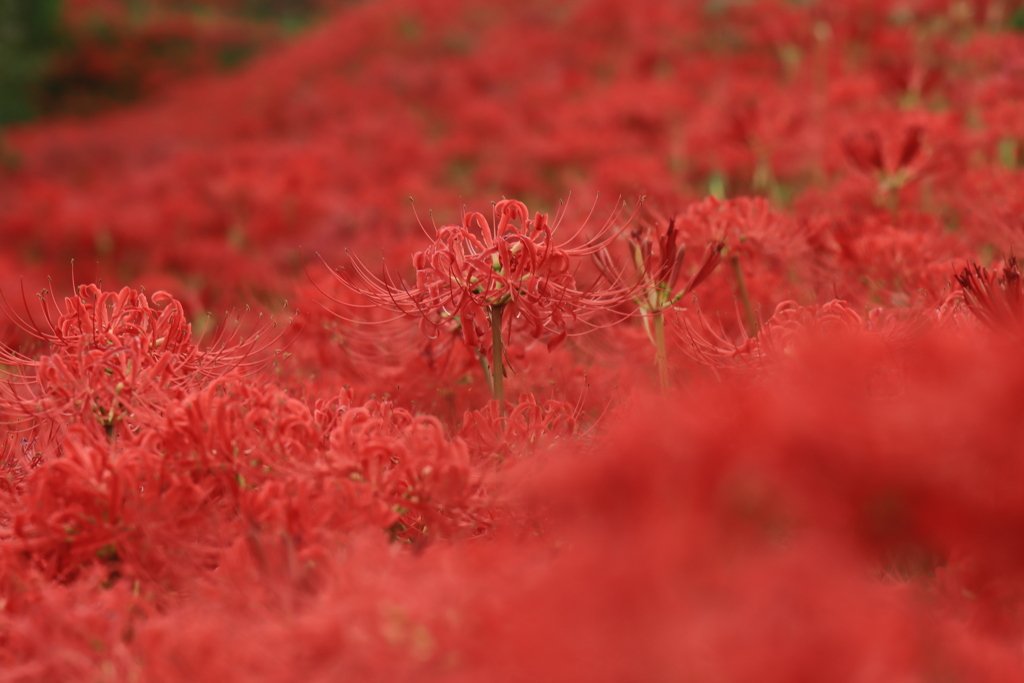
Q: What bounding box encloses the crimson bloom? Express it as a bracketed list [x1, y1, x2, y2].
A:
[326, 198, 641, 404]
[955, 258, 1024, 330]
[0, 284, 288, 443]
[593, 213, 724, 387]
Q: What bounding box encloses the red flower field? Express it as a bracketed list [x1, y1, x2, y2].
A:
[3, 0, 1024, 680]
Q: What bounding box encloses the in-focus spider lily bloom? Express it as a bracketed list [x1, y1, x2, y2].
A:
[323, 199, 642, 405]
[0, 284, 291, 444]
[594, 216, 724, 387]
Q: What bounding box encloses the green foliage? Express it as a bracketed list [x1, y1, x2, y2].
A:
[0, 0, 344, 127]
[1011, 7, 1024, 32]
[0, 0, 65, 125]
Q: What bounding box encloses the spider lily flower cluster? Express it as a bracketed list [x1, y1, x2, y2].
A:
[0, 284, 291, 444]
[954, 258, 1024, 331]
[594, 217, 725, 387]
[330, 199, 644, 403]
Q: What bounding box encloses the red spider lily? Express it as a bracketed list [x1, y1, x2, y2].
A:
[842, 123, 925, 188]
[461, 393, 579, 464]
[837, 112, 962, 210]
[955, 258, 1024, 330]
[324, 198, 642, 405]
[0, 284, 291, 443]
[678, 299, 871, 371]
[594, 212, 724, 387]
[595, 217, 725, 317]
[324, 399, 486, 544]
[672, 195, 818, 338]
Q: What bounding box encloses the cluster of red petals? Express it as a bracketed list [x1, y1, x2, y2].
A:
[595, 211, 725, 315]
[321, 398, 485, 543]
[954, 257, 1024, 330]
[0, 327, 485, 599]
[0, 284, 276, 441]
[340, 199, 638, 352]
[460, 393, 579, 464]
[680, 298, 882, 370]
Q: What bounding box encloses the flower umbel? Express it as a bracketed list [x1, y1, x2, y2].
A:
[955, 258, 1024, 330]
[594, 215, 724, 388]
[328, 199, 640, 405]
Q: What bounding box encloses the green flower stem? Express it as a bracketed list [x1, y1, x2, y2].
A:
[488, 304, 505, 411]
[731, 255, 758, 338]
[653, 310, 669, 390]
